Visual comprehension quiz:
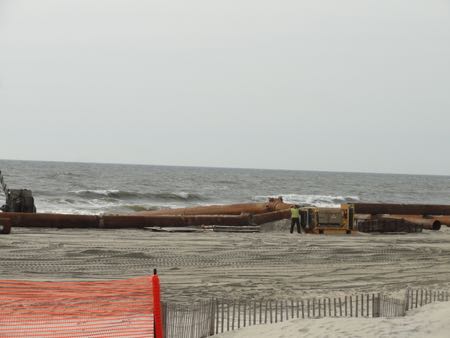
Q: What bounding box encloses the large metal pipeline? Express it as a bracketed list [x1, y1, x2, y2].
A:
[103, 214, 251, 228]
[0, 207, 291, 230]
[251, 210, 291, 225]
[353, 203, 450, 216]
[389, 215, 441, 231]
[136, 198, 291, 216]
[5, 213, 99, 228]
[1, 212, 253, 229]
[432, 216, 450, 227]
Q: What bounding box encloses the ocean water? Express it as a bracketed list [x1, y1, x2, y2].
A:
[0, 159, 449, 215]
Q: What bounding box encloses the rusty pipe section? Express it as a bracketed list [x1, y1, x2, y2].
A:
[5, 213, 99, 228]
[353, 203, 450, 216]
[432, 216, 450, 227]
[388, 215, 441, 231]
[103, 214, 251, 228]
[136, 198, 291, 216]
[1, 212, 252, 228]
[251, 210, 291, 225]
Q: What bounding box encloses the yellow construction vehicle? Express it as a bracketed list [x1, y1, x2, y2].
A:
[300, 204, 354, 234]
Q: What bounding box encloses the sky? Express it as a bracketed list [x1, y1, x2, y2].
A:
[0, 0, 449, 175]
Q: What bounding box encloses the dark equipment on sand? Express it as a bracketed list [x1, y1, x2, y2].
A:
[0, 218, 11, 234]
[356, 216, 423, 233]
[0, 171, 36, 213]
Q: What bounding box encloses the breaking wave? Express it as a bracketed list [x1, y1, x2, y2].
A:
[123, 205, 161, 212]
[253, 194, 360, 208]
[69, 189, 205, 201]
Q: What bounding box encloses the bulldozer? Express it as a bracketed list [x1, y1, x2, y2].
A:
[300, 204, 354, 234]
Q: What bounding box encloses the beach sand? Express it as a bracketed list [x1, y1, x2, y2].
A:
[0, 222, 449, 304]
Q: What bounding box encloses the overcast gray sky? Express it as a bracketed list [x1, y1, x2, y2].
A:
[0, 0, 449, 175]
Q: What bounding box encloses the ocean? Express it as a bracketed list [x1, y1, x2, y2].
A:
[0, 159, 449, 215]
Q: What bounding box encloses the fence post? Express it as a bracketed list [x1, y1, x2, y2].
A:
[232, 300, 235, 330]
[259, 301, 262, 324]
[371, 294, 375, 317]
[374, 293, 381, 318]
[366, 294, 369, 317]
[264, 301, 268, 324]
[360, 294, 364, 317]
[243, 301, 247, 327]
[350, 296, 353, 317]
[237, 301, 241, 328]
[405, 289, 409, 311]
[209, 299, 215, 336]
[227, 301, 230, 332]
[269, 300, 273, 323]
[221, 300, 224, 333]
[344, 296, 347, 317]
[275, 301, 278, 323]
[152, 270, 163, 338]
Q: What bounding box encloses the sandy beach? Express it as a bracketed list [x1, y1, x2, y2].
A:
[0, 223, 449, 304]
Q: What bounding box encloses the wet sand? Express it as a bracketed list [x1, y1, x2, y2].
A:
[1, 224, 449, 303]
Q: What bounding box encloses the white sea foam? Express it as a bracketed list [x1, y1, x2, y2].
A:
[70, 189, 121, 196]
[253, 194, 360, 208]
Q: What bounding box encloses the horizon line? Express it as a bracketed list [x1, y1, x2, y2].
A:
[0, 157, 449, 178]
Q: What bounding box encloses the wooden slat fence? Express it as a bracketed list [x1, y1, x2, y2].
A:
[162, 289, 449, 338]
[405, 288, 450, 311]
[210, 293, 380, 335]
[379, 295, 405, 317]
[162, 300, 213, 338]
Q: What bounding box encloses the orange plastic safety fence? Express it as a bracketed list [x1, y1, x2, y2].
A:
[0, 276, 156, 338]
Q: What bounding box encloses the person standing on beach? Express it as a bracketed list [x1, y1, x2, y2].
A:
[290, 205, 301, 234]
